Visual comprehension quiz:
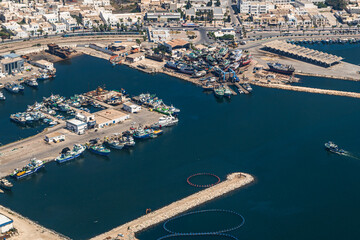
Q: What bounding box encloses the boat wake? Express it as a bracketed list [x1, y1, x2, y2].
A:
[339, 151, 360, 160]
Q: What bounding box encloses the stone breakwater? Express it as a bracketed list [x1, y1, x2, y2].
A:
[91, 172, 254, 240]
[253, 82, 360, 99]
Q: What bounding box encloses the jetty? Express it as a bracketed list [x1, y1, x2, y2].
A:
[91, 172, 254, 240]
[234, 83, 249, 94]
[253, 82, 360, 99]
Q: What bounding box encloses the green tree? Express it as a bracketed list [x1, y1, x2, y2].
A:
[185, 0, 192, 9]
[215, 0, 220, 6]
[206, 0, 212, 7]
[136, 39, 141, 45]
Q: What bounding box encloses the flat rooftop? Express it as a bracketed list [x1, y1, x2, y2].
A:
[263, 40, 343, 66]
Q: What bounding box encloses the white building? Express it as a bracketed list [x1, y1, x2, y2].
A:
[94, 109, 130, 128]
[0, 214, 13, 234]
[43, 13, 58, 23]
[66, 119, 87, 134]
[52, 22, 67, 33]
[126, 52, 145, 63]
[238, 0, 274, 15]
[33, 60, 54, 70]
[123, 102, 142, 113]
[214, 28, 236, 38]
[44, 132, 65, 143]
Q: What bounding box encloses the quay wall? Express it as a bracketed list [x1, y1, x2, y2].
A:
[0, 205, 69, 240]
[252, 82, 360, 98]
[91, 172, 254, 240]
[296, 72, 360, 82]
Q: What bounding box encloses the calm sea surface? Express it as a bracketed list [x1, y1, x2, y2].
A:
[0, 52, 360, 240]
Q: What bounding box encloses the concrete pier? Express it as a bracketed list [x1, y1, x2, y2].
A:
[252, 82, 360, 98]
[91, 172, 254, 240]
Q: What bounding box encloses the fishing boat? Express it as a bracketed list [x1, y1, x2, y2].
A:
[152, 115, 178, 128]
[10, 113, 26, 124]
[150, 129, 163, 138]
[106, 139, 125, 150]
[4, 82, 19, 93]
[214, 86, 225, 98]
[55, 144, 86, 163]
[165, 61, 178, 69]
[325, 141, 345, 154]
[123, 135, 135, 147]
[88, 144, 111, 156]
[24, 78, 39, 87]
[179, 66, 195, 75]
[133, 127, 151, 139]
[16, 83, 25, 92]
[37, 72, 55, 80]
[0, 178, 13, 190]
[11, 158, 44, 179]
[224, 86, 232, 98]
[267, 62, 295, 75]
[0, 92, 5, 101]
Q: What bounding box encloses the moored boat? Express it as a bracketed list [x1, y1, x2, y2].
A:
[0, 178, 13, 190]
[55, 144, 86, 163]
[152, 114, 178, 128]
[88, 144, 111, 156]
[0, 92, 5, 101]
[24, 78, 39, 87]
[4, 82, 19, 93]
[106, 139, 125, 150]
[11, 158, 45, 179]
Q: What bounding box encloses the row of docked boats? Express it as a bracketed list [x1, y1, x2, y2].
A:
[132, 93, 180, 116]
[3, 113, 180, 188]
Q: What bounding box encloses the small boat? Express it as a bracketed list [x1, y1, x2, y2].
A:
[24, 78, 38, 88]
[55, 144, 86, 163]
[4, 82, 19, 93]
[0, 92, 5, 100]
[224, 86, 232, 98]
[16, 83, 25, 92]
[37, 72, 55, 80]
[0, 178, 13, 190]
[325, 141, 345, 154]
[150, 129, 163, 138]
[214, 87, 225, 98]
[11, 158, 45, 179]
[88, 144, 111, 156]
[123, 136, 135, 147]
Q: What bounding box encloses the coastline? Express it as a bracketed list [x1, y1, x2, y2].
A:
[0, 205, 69, 240]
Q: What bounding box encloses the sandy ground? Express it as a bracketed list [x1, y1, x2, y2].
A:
[251, 46, 360, 81]
[0, 108, 162, 178]
[0, 205, 67, 240]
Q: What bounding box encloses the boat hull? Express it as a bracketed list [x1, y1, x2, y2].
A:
[12, 165, 44, 180]
[88, 148, 110, 156]
[56, 152, 83, 163]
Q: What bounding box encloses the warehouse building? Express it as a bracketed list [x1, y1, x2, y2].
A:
[94, 109, 130, 128]
[0, 214, 13, 234]
[66, 119, 87, 134]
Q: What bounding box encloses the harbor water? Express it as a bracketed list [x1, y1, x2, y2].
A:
[1, 54, 360, 240]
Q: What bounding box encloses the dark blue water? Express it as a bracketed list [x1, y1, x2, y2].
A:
[293, 43, 360, 92]
[1, 55, 360, 240]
